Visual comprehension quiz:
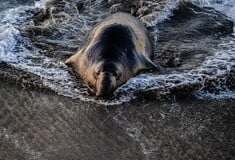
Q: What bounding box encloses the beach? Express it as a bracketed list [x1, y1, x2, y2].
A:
[0, 80, 234, 159]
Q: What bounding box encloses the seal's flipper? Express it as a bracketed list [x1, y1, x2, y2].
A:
[65, 56, 73, 66]
[139, 56, 162, 73]
[65, 50, 82, 67]
[140, 55, 156, 69]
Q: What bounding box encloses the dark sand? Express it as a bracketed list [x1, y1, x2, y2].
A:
[0, 81, 234, 160]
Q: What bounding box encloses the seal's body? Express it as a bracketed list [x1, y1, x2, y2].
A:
[65, 12, 156, 98]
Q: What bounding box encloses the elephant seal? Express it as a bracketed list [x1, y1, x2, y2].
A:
[65, 12, 156, 98]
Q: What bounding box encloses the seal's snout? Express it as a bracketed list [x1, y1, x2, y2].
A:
[96, 72, 116, 98]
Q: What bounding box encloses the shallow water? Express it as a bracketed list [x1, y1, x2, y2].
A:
[0, 0, 234, 105]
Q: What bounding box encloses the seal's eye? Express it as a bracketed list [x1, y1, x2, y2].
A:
[112, 72, 117, 77]
[117, 74, 121, 81]
[114, 72, 121, 81]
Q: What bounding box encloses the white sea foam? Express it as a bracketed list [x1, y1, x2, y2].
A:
[0, 25, 20, 63]
[143, 0, 180, 27]
[0, 3, 36, 63]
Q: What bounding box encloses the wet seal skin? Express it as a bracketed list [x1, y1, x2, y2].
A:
[65, 12, 157, 98]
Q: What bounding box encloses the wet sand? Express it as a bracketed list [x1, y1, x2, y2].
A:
[0, 80, 234, 160]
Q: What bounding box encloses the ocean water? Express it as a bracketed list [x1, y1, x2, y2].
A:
[0, 0, 234, 105]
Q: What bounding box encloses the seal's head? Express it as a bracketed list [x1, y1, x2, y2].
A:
[93, 62, 123, 98]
